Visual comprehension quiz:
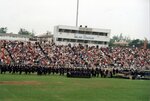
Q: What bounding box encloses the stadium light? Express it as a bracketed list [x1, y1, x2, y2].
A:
[76, 0, 79, 27]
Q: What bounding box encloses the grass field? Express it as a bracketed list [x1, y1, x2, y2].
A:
[0, 74, 150, 101]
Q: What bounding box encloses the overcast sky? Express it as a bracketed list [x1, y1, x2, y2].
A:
[0, 0, 149, 40]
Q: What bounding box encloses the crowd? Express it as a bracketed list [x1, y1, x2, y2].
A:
[1, 40, 49, 65]
[0, 40, 150, 76]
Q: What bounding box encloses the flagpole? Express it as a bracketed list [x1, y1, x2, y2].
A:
[76, 0, 79, 27]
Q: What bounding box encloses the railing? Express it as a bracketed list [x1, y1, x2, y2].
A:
[37, 42, 51, 63]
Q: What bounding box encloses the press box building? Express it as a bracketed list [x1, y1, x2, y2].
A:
[53, 25, 111, 47]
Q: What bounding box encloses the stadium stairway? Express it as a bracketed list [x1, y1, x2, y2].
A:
[4, 47, 15, 64]
[37, 42, 51, 63]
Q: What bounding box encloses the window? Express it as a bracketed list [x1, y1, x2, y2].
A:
[79, 31, 85, 34]
[77, 40, 84, 43]
[105, 33, 107, 36]
[72, 30, 77, 33]
[98, 33, 102, 36]
[59, 29, 64, 32]
[63, 38, 69, 42]
[70, 39, 76, 42]
[57, 38, 62, 41]
[104, 42, 107, 45]
[101, 33, 105, 36]
[84, 40, 89, 43]
[98, 41, 103, 44]
[64, 29, 71, 33]
[92, 32, 98, 35]
[91, 41, 96, 44]
[85, 31, 91, 35]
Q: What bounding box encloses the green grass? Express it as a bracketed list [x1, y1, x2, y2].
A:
[0, 74, 150, 101]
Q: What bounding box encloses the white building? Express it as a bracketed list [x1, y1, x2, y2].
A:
[0, 33, 31, 41]
[53, 25, 111, 47]
[36, 32, 53, 43]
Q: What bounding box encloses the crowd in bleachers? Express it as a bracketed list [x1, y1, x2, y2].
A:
[0, 40, 49, 65]
[0, 40, 150, 70]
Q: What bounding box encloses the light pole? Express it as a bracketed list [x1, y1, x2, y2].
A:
[76, 0, 79, 27]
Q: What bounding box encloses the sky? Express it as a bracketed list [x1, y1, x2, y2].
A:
[0, 0, 149, 40]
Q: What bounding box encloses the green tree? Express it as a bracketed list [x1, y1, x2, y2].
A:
[148, 40, 150, 49]
[128, 39, 143, 48]
[18, 28, 32, 35]
[109, 33, 131, 46]
[0, 27, 7, 33]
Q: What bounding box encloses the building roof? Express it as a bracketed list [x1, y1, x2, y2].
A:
[114, 41, 129, 45]
[55, 25, 111, 33]
[36, 33, 53, 38]
[0, 33, 32, 38]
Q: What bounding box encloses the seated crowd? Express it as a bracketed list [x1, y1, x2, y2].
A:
[0, 40, 150, 71]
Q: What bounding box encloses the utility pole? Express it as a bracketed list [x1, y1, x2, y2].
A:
[76, 0, 79, 27]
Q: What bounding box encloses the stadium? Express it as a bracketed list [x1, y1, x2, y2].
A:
[0, 0, 150, 101]
[0, 25, 150, 101]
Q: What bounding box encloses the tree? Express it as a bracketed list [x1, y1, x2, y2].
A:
[0, 27, 7, 33]
[109, 33, 131, 46]
[128, 39, 143, 48]
[148, 40, 150, 49]
[18, 28, 32, 35]
[109, 35, 119, 46]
